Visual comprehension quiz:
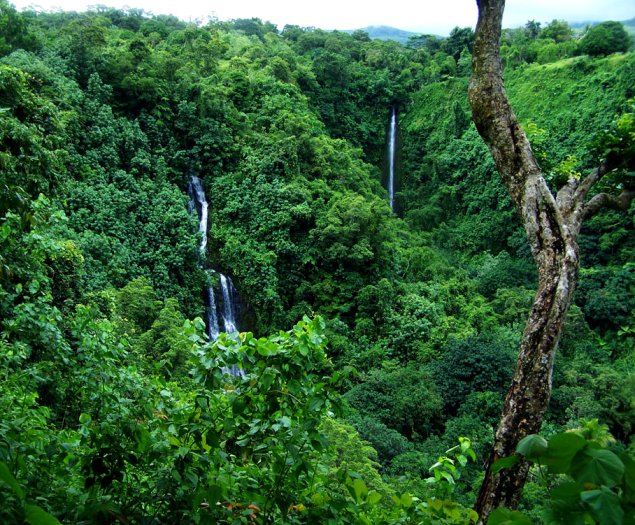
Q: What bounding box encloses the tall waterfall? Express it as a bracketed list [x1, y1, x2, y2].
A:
[388, 106, 397, 212]
[206, 286, 220, 341]
[220, 274, 239, 334]
[187, 176, 209, 256]
[187, 175, 240, 341]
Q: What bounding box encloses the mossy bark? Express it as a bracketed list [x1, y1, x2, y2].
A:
[467, 0, 633, 521]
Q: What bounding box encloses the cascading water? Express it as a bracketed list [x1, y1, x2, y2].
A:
[387, 106, 397, 212]
[187, 175, 243, 376]
[188, 176, 209, 256]
[206, 286, 220, 341]
[219, 273, 243, 377]
[188, 176, 219, 341]
[220, 274, 238, 334]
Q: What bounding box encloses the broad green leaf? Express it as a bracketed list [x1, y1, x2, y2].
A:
[134, 426, 151, 453]
[581, 488, 624, 525]
[231, 396, 247, 415]
[487, 507, 532, 525]
[400, 492, 413, 508]
[367, 490, 382, 505]
[551, 481, 584, 507]
[543, 432, 586, 474]
[308, 396, 323, 411]
[260, 371, 275, 389]
[542, 508, 586, 525]
[492, 455, 520, 474]
[550, 481, 586, 522]
[571, 448, 624, 487]
[621, 452, 635, 491]
[349, 478, 368, 503]
[24, 504, 62, 525]
[440, 471, 455, 484]
[223, 418, 235, 432]
[488, 507, 533, 525]
[427, 498, 443, 511]
[517, 434, 548, 459]
[0, 461, 24, 499]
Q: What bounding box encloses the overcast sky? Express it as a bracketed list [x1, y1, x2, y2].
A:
[11, 0, 635, 35]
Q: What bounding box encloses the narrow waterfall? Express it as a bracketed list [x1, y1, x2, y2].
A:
[220, 274, 239, 334]
[187, 175, 241, 343]
[219, 273, 244, 378]
[187, 176, 209, 256]
[206, 286, 220, 341]
[388, 106, 397, 212]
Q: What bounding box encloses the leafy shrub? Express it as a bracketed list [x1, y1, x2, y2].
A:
[432, 330, 518, 414]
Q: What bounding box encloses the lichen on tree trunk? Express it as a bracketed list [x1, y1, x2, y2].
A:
[467, 0, 633, 522]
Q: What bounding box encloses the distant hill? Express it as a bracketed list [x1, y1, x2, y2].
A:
[622, 17, 635, 37]
[347, 19, 635, 44]
[345, 25, 417, 44]
[570, 18, 635, 31]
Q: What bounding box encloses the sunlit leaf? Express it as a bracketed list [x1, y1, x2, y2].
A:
[517, 434, 548, 459]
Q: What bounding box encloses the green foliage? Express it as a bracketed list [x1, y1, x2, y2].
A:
[346, 363, 443, 439]
[593, 99, 635, 174]
[0, 0, 37, 56]
[551, 360, 635, 441]
[116, 276, 161, 332]
[0, 64, 66, 219]
[0, 461, 62, 525]
[444, 27, 474, 61]
[539, 20, 573, 43]
[352, 415, 413, 465]
[0, 7, 634, 523]
[496, 430, 635, 525]
[432, 331, 518, 414]
[319, 418, 386, 492]
[426, 438, 477, 497]
[580, 22, 631, 57]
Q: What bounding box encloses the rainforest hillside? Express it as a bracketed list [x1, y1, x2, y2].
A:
[0, 3, 633, 523]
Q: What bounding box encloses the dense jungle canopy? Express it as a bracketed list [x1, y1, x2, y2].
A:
[0, 1, 633, 523]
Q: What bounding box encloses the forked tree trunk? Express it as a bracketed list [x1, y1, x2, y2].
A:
[473, 240, 579, 519]
[468, 0, 598, 522]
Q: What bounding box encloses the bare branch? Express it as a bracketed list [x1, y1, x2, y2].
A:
[557, 165, 603, 226]
[573, 161, 611, 204]
[582, 187, 635, 220]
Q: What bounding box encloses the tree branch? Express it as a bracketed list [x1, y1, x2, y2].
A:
[556, 164, 605, 225]
[557, 158, 632, 229]
[572, 158, 620, 204]
[582, 187, 635, 220]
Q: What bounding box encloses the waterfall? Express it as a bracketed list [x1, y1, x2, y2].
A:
[188, 175, 217, 341]
[187, 176, 209, 256]
[388, 106, 397, 212]
[220, 274, 238, 334]
[206, 283, 220, 341]
[187, 175, 244, 377]
[219, 273, 244, 378]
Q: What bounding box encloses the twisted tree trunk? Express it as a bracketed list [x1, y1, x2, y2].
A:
[468, 0, 634, 522]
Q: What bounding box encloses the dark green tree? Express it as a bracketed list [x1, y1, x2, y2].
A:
[0, 0, 36, 56]
[580, 21, 631, 57]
